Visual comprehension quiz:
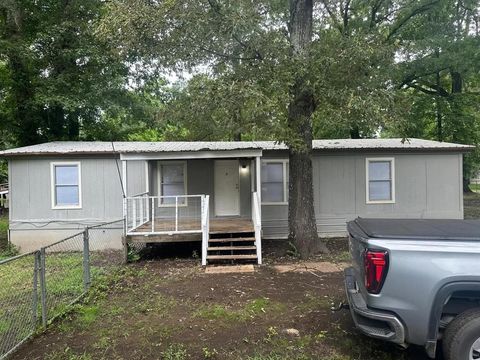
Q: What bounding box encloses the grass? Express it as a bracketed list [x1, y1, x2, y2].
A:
[464, 191, 480, 219]
[0, 249, 121, 357]
[0, 213, 12, 259]
[193, 297, 286, 323]
[469, 183, 480, 192]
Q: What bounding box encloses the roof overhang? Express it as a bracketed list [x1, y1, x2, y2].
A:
[119, 149, 263, 161]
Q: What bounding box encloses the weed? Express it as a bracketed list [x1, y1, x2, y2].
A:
[127, 244, 141, 262]
[202, 346, 218, 359]
[297, 292, 332, 312]
[286, 241, 300, 258]
[0, 243, 18, 260]
[77, 305, 99, 327]
[44, 347, 92, 360]
[194, 298, 285, 323]
[162, 343, 188, 360]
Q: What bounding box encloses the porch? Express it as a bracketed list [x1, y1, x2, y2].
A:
[120, 151, 263, 265]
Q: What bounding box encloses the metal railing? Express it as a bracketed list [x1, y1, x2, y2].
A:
[125, 195, 207, 235]
[252, 191, 262, 265]
[0, 219, 124, 359]
[0, 184, 8, 209]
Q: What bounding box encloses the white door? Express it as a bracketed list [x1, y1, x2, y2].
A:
[214, 160, 240, 216]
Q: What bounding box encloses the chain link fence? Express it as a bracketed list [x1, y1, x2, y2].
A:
[0, 219, 124, 359]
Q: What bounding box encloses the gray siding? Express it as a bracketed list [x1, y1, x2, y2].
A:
[9, 156, 125, 251]
[262, 152, 464, 238]
[126, 160, 148, 196]
[150, 159, 251, 218]
[8, 150, 464, 250]
[9, 157, 123, 227]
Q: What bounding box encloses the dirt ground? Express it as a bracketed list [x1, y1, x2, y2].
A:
[11, 239, 439, 360]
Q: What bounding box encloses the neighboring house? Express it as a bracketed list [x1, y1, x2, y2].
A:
[0, 139, 472, 264]
[0, 183, 8, 214]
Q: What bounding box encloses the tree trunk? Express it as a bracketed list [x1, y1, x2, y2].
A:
[464, 177, 472, 193]
[287, 0, 328, 257]
[435, 71, 443, 142]
[450, 70, 470, 192]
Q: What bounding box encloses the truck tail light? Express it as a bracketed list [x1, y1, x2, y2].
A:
[364, 250, 389, 294]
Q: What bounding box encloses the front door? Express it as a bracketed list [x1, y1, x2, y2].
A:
[214, 160, 240, 216]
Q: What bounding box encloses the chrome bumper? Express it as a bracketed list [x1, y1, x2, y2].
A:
[344, 267, 406, 344]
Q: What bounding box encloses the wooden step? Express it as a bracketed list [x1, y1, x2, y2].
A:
[207, 246, 257, 251]
[208, 237, 255, 243]
[207, 254, 258, 260]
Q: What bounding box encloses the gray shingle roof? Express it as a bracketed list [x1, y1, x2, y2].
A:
[0, 138, 473, 157]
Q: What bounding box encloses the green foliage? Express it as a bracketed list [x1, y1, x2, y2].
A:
[162, 343, 188, 360]
[0, 0, 161, 147]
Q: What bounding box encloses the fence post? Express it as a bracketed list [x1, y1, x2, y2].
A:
[39, 247, 47, 328]
[83, 228, 91, 291]
[32, 251, 40, 328]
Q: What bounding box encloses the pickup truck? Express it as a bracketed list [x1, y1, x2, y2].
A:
[345, 218, 480, 360]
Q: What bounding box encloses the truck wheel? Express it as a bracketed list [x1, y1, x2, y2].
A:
[443, 308, 480, 360]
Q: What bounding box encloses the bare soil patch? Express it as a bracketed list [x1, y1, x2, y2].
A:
[11, 253, 437, 360]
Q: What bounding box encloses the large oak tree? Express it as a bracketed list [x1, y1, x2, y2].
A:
[100, 0, 447, 257]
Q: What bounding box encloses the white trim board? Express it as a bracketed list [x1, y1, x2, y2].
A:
[261, 159, 289, 205]
[120, 149, 262, 161]
[50, 161, 82, 210]
[365, 157, 396, 204]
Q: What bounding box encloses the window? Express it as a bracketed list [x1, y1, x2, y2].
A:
[158, 162, 187, 206]
[366, 158, 395, 204]
[261, 160, 288, 204]
[51, 162, 81, 209]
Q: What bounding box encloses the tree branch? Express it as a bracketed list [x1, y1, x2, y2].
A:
[206, 0, 264, 61]
[398, 66, 450, 89]
[404, 82, 439, 95]
[387, 0, 440, 41]
[318, 0, 343, 33]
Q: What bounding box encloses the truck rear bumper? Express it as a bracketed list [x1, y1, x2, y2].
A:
[344, 267, 406, 345]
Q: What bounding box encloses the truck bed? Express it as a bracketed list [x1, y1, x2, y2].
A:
[350, 218, 480, 241]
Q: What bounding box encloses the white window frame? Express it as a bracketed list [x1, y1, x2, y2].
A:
[157, 161, 188, 207]
[50, 161, 82, 210]
[261, 159, 289, 205]
[366, 157, 395, 204]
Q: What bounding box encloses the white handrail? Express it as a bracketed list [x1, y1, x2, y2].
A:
[252, 191, 262, 264]
[126, 194, 204, 236]
[201, 195, 210, 266]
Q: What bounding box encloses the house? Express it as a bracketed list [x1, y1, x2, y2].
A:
[0, 138, 473, 264]
[0, 183, 8, 214]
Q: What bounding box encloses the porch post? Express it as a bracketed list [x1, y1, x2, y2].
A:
[145, 161, 150, 222]
[255, 156, 261, 218]
[122, 160, 127, 235]
[255, 156, 262, 265]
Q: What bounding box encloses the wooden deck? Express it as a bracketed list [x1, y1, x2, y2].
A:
[127, 217, 254, 243]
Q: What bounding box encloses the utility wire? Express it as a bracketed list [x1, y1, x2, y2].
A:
[112, 141, 126, 198]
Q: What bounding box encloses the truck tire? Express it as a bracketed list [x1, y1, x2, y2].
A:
[443, 308, 480, 360]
